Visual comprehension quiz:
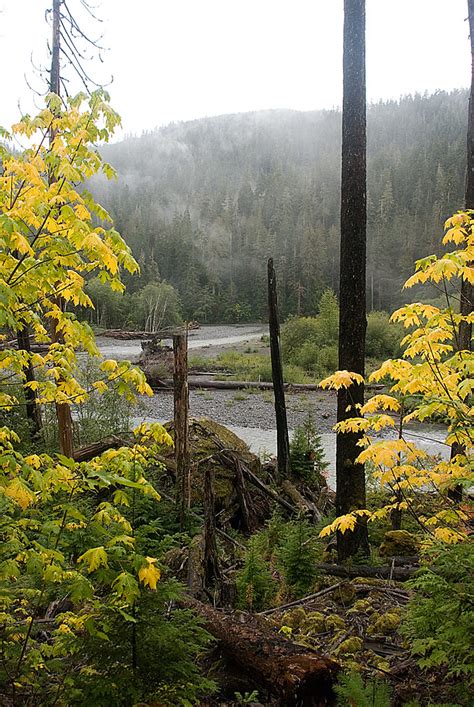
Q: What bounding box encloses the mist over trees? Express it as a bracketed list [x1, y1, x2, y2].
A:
[89, 90, 466, 323]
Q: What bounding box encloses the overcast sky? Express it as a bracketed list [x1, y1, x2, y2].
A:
[0, 0, 470, 137]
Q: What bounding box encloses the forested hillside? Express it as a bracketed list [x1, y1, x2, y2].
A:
[91, 90, 467, 322]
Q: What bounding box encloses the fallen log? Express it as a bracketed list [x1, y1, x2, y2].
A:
[181, 595, 340, 705]
[317, 562, 417, 581]
[100, 329, 155, 340]
[73, 435, 128, 462]
[147, 376, 385, 393]
[149, 377, 319, 391]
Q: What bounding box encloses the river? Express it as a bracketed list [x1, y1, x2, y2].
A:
[98, 327, 450, 489]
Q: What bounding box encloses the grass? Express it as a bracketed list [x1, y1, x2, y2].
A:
[190, 350, 317, 384]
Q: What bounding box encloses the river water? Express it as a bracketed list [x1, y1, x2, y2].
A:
[98, 327, 449, 490]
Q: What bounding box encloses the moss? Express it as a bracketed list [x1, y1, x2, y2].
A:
[296, 635, 320, 650]
[300, 611, 326, 635]
[325, 614, 346, 632]
[368, 611, 401, 635]
[372, 656, 391, 673]
[163, 417, 261, 506]
[335, 636, 364, 656]
[281, 607, 307, 630]
[352, 577, 387, 587]
[333, 582, 356, 605]
[379, 530, 419, 557]
[346, 598, 376, 616]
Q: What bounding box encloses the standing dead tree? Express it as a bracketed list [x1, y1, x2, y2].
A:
[267, 258, 290, 481]
[336, 0, 369, 560]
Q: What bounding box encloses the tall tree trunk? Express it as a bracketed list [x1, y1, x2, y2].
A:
[460, 2, 474, 351]
[173, 333, 189, 530]
[267, 258, 290, 482]
[16, 328, 42, 436]
[336, 0, 369, 560]
[50, 0, 74, 457]
[449, 2, 474, 501]
[50, 0, 61, 95]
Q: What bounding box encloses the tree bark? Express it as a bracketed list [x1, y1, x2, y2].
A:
[267, 258, 290, 482]
[449, 1, 474, 501]
[336, 0, 369, 561]
[181, 596, 340, 705]
[203, 467, 221, 590]
[16, 327, 42, 437]
[461, 0, 474, 353]
[48, 0, 75, 458]
[173, 332, 189, 530]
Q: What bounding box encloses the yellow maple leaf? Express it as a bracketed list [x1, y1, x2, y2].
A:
[319, 370, 364, 390]
[138, 558, 161, 590]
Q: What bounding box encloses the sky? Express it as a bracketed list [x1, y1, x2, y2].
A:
[0, 0, 470, 138]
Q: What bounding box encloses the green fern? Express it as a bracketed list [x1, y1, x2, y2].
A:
[334, 671, 391, 707]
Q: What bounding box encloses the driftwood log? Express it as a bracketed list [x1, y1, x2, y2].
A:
[181, 596, 340, 705]
[146, 375, 385, 393]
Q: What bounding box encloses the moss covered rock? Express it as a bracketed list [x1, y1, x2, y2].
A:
[379, 530, 419, 557]
[163, 417, 265, 516]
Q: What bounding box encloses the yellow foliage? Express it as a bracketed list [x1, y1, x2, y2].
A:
[320, 370, 364, 390]
[138, 557, 161, 590]
[319, 210, 474, 544]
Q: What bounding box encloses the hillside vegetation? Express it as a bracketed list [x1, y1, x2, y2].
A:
[90, 90, 467, 323]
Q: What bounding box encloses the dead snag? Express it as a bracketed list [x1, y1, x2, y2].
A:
[173, 332, 189, 530]
[203, 467, 221, 590]
[267, 257, 291, 482]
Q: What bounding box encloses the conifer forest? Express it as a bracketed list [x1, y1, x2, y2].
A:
[0, 1, 472, 706]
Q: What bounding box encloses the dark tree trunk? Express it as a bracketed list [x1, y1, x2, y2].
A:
[49, 0, 75, 458]
[336, 0, 369, 560]
[50, 0, 61, 95]
[267, 258, 290, 481]
[173, 333, 189, 530]
[16, 328, 42, 437]
[459, 1, 474, 358]
[450, 1, 474, 501]
[203, 467, 221, 590]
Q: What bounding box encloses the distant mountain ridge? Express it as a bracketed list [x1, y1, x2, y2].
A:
[92, 90, 467, 321]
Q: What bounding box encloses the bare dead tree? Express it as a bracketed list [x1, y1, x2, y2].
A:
[336, 0, 369, 560]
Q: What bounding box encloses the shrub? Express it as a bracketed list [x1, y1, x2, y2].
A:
[278, 520, 318, 596]
[290, 414, 328, 485]
[401, 542, 474, 684]
[366, 310, 402, 359]
[236, 538, 276, 610]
